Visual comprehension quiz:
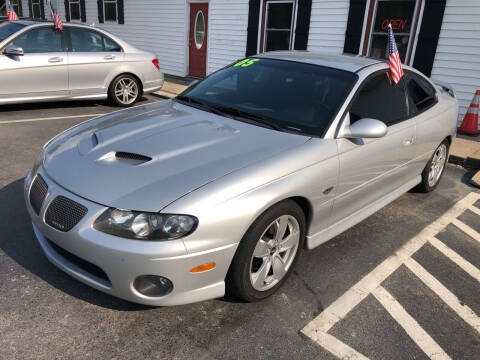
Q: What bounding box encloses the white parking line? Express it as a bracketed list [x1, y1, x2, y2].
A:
[0, 113, 107, 125]
[428, 236, 480, 282]
[372, 286, 452, 360]
[467, 204, 480, 217]
[307, 331, 369, 360]
[451, 218, 480, 244]
[404, 257, 480, 334]
[302, 192, 480, 359]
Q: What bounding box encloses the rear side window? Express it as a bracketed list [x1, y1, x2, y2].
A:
[406, 72, 437, 114]
[11, 27, 63, 53]
[349, 72, 408, 127]
[103, 36, 122, 52]
[68, 28, 121, 52]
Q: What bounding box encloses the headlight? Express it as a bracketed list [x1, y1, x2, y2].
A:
[93, 208, 198, 240]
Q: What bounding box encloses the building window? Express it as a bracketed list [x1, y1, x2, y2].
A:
[261, 0, 296, 53]
[31, 0, 42, 19]
[68, 0, 81, 21]
[368, 0, 417, 62]
[11, 0, 22, 15]
[104, 0, 117, 22]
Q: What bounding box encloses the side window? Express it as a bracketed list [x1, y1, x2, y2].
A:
[103, 36, 122, 52]
[69, 28, 104, 52]
[12, 27, 63, 53]
[349, 72, 408, 127]
[406, 72, 437, 114]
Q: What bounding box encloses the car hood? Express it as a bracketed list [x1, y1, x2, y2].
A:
[43, 100, 309, 212]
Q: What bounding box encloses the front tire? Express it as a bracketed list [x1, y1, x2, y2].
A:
[415, 139, 449, 193]
[108, 74, 141, 107]
[227, 200, 305, 302]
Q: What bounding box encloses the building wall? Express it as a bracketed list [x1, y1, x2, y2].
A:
[307, 0, 349, 54]
[430, 0, 480, 126]
[207, 0, 249, 74]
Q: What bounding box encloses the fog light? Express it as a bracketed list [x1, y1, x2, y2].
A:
[133, 275, 173, 297]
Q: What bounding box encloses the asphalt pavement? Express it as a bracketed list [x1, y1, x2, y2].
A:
[0, 97, 479, 359]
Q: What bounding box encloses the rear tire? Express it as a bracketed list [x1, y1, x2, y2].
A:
[108, 74, 141, 107]
[227, 200, 305, 302]
[415, 139, 449, 193]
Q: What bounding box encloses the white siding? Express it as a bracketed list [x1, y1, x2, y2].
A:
[307, 0, 349, 54]
[207, 0, 248, 74]
[431, 0, 480, 126]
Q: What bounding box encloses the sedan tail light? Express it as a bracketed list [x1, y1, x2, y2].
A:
[152, 59, 160, 70]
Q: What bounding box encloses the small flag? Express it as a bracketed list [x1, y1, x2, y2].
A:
[7, 1, 19, 21]
[50, 1, 63, 31]
[388, 24, 404, 85]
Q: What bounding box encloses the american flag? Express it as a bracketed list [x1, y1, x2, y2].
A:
[7, 1, 19, 21]
[388, 24, 404, 85]
[50, 1, 63, 31]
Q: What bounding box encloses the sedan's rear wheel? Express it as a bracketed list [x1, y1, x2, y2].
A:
[109, 75, 141, 107]
[227, 200, 305, 302]
[415, 139, 449, 193]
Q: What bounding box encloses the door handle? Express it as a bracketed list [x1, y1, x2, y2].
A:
[48, 57, 63, 63]
[104, 55, 115, 60]
[403, 136, 414, 146]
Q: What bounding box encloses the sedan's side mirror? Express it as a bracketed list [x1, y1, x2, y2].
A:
[4, 45, 24, 56]
[188, 79, 199, 88]
[340, 118, 387, 139]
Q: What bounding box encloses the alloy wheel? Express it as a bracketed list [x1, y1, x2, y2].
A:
[428, 143, 447, 187]
[249, 215, 300, 291]
[114, 78, 139, 105]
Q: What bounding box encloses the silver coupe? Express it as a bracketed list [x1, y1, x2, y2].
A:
[25, 52, 458, 306]
[0, 21, 163, 107]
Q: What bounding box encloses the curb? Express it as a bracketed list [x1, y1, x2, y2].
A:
[448, 155, 480, 170]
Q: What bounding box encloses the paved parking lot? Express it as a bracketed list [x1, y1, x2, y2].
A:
[0, 98, 479, 359]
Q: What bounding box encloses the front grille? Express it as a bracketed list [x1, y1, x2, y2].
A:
[45, 196, 88, 232]
[46, 238, 110, 284]
[115, 151, 152, 163]
[29, 174, 48, 215]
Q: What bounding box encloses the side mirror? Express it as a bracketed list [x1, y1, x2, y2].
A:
[340, 118, 387, 139]
[4, 45, 24, 56]
[188, 79, 199, 88]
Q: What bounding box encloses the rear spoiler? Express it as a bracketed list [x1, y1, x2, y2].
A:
[432, 79, 455, 98]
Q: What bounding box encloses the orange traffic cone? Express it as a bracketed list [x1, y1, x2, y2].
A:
[457, 90, 480, 136]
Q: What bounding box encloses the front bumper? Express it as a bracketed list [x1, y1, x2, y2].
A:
[24, 168, 237, 306]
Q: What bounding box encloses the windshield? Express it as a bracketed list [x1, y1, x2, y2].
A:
[0, 22, 26, 43]
[178, 58, 357, 137]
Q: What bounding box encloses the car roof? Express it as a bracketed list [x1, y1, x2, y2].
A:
[256, 51, 383, 73]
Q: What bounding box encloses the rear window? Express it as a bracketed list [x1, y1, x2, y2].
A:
[0, 22, 26, 43]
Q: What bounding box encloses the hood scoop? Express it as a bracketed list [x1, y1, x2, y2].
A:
[115, 151, 152, 165]
[97, 151, 152, 166]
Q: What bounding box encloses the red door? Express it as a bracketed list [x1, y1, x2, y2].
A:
[189, 3, 208, 77]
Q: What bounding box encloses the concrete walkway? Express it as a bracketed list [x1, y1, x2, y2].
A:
[154, 81, 188, 99]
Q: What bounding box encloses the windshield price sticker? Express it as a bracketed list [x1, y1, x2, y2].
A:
[234, 58, 260, 67]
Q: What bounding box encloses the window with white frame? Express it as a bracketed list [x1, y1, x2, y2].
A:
[104, 0, 117, 22]
[368, 0, 417, 62]
[68, 0, 81, 21]
[31, 0, 42, 19]
[262, 0, 295, 52]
